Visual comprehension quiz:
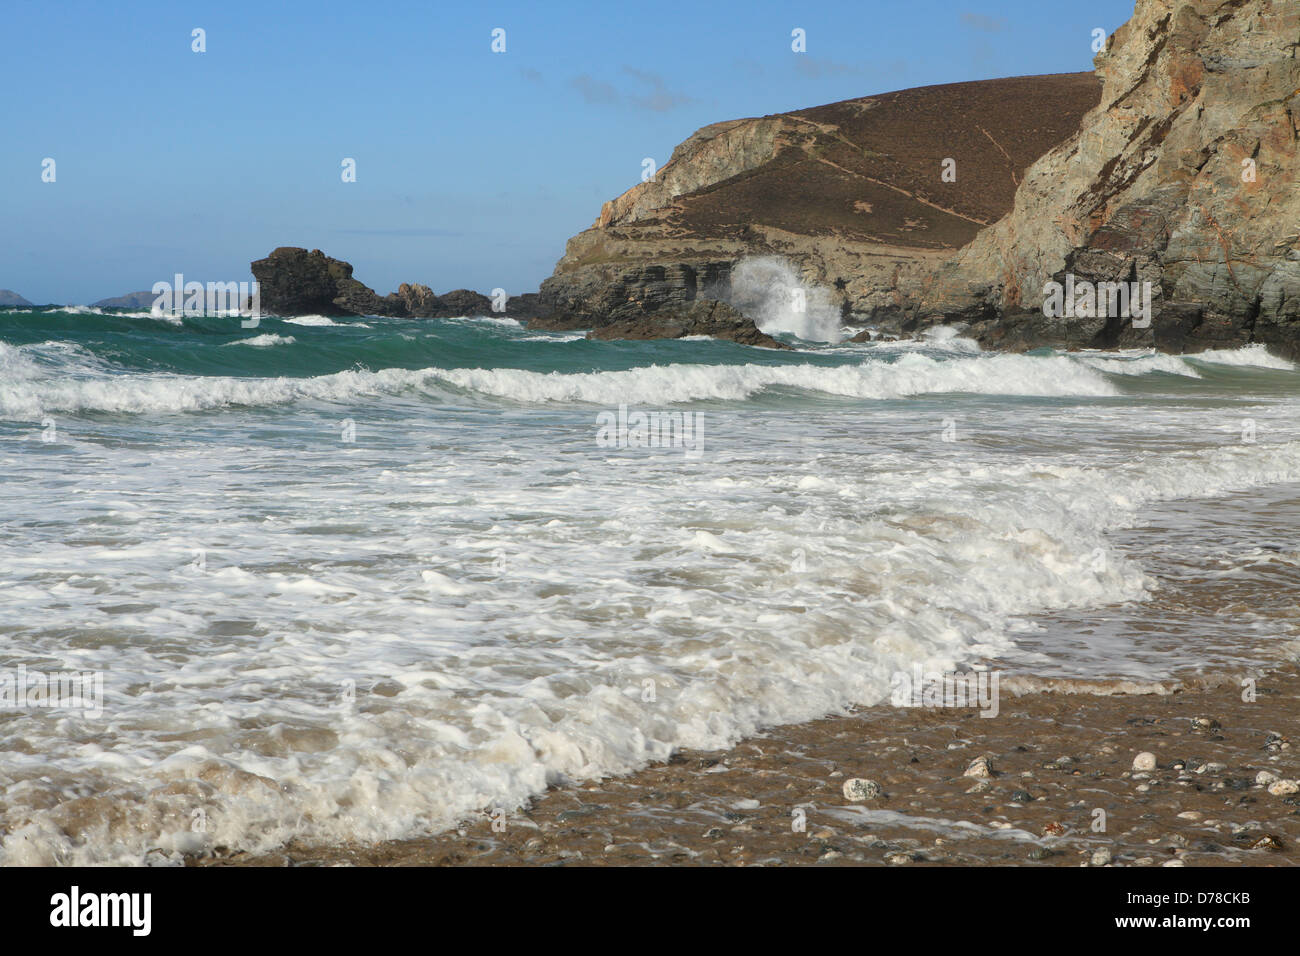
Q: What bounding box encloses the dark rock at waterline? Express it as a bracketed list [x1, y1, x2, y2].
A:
[583, 299, 789, 350]
[250, 248, 367, 316]
[248, 247, 548, 321]
[534, 262, 733, 331]
[527, 262, 786, 347]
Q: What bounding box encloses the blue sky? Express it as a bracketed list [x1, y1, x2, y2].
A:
[2, 0, 1136, 304]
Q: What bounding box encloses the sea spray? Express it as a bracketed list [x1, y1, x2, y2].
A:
[728, 257, 846, 343]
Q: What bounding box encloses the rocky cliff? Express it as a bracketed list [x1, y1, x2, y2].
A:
[539, 74, 1102, 326]
[921, 0, 1300, 359]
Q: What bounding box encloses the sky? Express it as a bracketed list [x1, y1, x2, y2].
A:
[2, 0, 1137, 304]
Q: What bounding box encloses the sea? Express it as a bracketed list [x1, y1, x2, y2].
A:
[1, 303, 1297, 864]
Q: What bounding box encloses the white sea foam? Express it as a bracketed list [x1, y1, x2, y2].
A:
[51, 305, 182, 323]
[2, 323, 1299, 865]
[2, 422, 1297, 865]
[1075, 351, 1203, 377]
[444, 314, 523, 328]
[282, 315, 343, 326]
[0, 366, 437, 418]
[0, 348, 1123, 418]
[222, 334, 297, 348]
[431, 353, 1119, 404]
[1187, 344, 1296, 370]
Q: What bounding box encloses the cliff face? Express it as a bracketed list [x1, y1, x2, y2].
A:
[925, 0, 1300, 358]
[540, 74, 1102, 325]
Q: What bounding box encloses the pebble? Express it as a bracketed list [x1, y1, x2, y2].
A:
[1132, 752, 1157, 771]
[1267, 779, 1299, 796]
[1090, 848, 1112, 866]
[1191, 716, 1221, 731]
[1010, 789, 1033, 803]
[842, 778, 883, 801]
[964, 755, 995, 778]
[1249, 834, 1284, 852]
[1042, 822, 1066, 837]
[1176, 811, 1202, 821]
[1256, 770, 1280, 785]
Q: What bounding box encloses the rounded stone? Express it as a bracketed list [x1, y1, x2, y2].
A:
[842, 778, 883, 801]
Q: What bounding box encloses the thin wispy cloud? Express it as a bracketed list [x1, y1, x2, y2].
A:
[794, 56, 865, 79]
[569, 67, 697, 112]
[960, 12, 1008, 32]
[337, 228, 464, 238]
[622, 67, 697, 112]
[571, 73, 622, 106]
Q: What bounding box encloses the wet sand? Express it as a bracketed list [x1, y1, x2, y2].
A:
[208, 666, 1299, 867]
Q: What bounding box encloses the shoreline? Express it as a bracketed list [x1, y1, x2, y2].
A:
[208, 664, 1299, 867]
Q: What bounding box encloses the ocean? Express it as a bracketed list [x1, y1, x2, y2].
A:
[1, 305, 1297, 864]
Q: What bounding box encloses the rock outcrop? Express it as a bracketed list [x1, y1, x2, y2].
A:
[0, 290, 33, 307]
[540, 74, 1102, 326]
[920, 0, 1300, 359]
[249, 247, 546, 320]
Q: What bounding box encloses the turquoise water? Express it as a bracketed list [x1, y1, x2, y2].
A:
[1, 305, 1298, 864]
